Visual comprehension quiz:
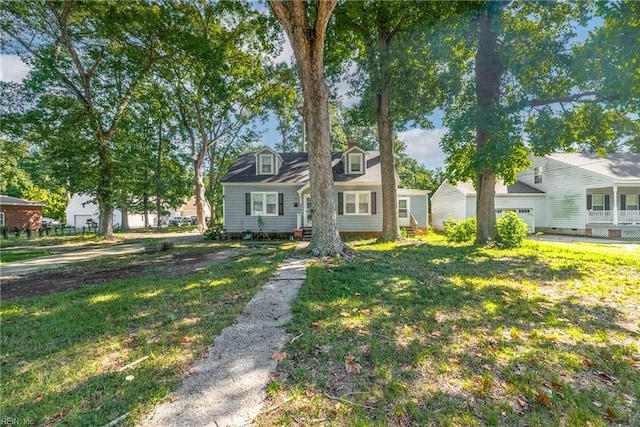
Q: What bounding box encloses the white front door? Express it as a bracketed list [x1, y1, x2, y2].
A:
[398, 197, 410, 227]
[304, 195, 312, 227]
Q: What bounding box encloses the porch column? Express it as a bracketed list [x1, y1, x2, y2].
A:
[613, 185, 618, 225]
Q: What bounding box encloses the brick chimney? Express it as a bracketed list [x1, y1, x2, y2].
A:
[347, 139, 357, 149]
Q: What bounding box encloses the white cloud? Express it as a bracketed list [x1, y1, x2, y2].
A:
[0, 54, 30, 83]
[397, 127, 449, 169]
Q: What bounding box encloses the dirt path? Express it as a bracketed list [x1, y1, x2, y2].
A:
[139, 258, 308, 427]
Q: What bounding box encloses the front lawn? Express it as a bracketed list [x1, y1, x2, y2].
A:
[1, 242, 293, 426]
[0, 250, 51, 264]
[256, 235, 640, 426]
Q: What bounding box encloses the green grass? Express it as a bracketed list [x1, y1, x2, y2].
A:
[0, 250, 51, 264]
[1, 242, 294, 426]
[256, 235, 640, 427]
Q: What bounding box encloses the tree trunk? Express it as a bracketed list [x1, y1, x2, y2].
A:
[96, 133, 114, 237]
[193, 155, 207, 233]
[269, 0, 344, 257]
[376, 35, 401, 242]
[120, 204, 130, 231]
[156, 124, 163, 229]
[143, 193, 149, 228]
[474, 4, 501, 245]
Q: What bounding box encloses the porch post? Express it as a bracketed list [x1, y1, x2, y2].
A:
[613, 185, 618, 225]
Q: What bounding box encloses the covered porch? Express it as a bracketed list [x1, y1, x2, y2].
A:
[585, 185, 640, 225]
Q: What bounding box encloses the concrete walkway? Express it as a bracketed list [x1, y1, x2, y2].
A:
[0, 234, 203, 279]
[140, 257, 308, 427]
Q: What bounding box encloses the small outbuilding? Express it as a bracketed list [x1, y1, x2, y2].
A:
[0, 195, 45, 232]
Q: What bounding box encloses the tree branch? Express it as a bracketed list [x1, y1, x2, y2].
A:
[528, 91, 619, 107]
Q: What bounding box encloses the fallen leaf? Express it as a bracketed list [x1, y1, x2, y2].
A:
[448, 358, 461, 365]
[179, 336, 192, 344]
[356, 328, 369, 336]
[516, 397, 528, 408]
[344, 355, 362, 374]
[582, 358, 595, 368]
[169, 396, 179, 403]
[353, 292, 361, 296]
[592, 401, 602, 408]
[340, 311, 350, 317]
[359, 309, 371, 315]
[622, 356, 638, 367]
[604, 407, 617, 420]
[501, 290, 510, 297]
[271, 351, 287, 362]
[487, 345, 498, 354]
[125, 375, 135, 381]
[311, 320, 321, 327]
[597, 371, 616, 384]
[430, 330, 441, 337]
[344, 325, 354, 332]
[534, 387, 552, 407]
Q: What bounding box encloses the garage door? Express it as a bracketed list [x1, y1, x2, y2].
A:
[74, 215, 93, 228]
[495, 208, 535, 233]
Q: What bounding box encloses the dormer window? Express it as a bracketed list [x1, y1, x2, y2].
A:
[347, 152, 364, 174]
[258, 154, 274, 175]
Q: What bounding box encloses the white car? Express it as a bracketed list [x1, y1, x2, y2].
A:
[41, 217, 61, 227]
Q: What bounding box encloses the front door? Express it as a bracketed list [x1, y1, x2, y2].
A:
[304, 194, 312, 227]
[398, 197, 410, 227]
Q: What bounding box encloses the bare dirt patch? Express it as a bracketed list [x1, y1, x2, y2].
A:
[1, 249, 239, 301]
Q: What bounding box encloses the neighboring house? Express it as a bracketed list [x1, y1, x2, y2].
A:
[431, 181, 545, 233]
[220, 144, 429, 236]
[163, 196, 212, 224]
[431, 153, 640, 239]
[519, 153, 640, 239]
[0, 195, 45, 231]
[65, 194, 159, 229]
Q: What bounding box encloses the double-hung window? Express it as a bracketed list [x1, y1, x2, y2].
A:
[591, 194, 604, 211]
[347, 153, 363, 174]
[344, 191, 370, 215]
[252, 192, 278, 216]
[258, 154, 274, 175]
[534, 167, 543, 183]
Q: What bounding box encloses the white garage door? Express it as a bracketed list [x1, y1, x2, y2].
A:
[495, 208, 535, 233]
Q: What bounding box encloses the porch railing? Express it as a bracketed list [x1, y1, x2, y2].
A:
[586, 210, 640, 224]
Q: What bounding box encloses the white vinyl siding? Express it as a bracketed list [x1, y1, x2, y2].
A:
[251, 192, 278, 216]
[517, 157, 617, 229]
[431, 182, 467, 230]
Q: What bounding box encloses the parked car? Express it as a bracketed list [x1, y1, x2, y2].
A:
[168, 217, 192, 226]
[41, 217, 61, 227]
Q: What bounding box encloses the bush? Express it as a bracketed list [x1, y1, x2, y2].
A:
[497, 210, 529, 248]
[444, 216, 477, 243]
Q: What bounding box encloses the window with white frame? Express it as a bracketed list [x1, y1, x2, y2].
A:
[625, 194, 639, 211]
[258, 154, 274, 175]
[344, 191, 370, 215]
[251, 192, 278, 216]
[0, 212, 4, 226]
[534, 167, 542, 183]
[347, 152, 364, 174]
[591, 194, 604, 211]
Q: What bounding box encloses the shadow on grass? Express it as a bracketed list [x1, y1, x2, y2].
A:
[271, 241, 640, 426]
[1, 248, 288, 426]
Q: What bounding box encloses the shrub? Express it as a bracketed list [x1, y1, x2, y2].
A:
[497, 210, 529, 248]
[444, 216, 477, 243]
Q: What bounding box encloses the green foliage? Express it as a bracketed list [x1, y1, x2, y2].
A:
[21, 186, 67, 220]
[444, 216, 477, 243]
[496, 210, 529, 248]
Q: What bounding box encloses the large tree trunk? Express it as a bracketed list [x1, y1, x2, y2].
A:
[193, 153, 207, 233]
[120, 204, 130, 231]
[96, 133, 114, 237]
[270, 0, 345, 257]
[156, 125, 163, 229]
[474, 4, 501, 245]
[376, 34, 401, 242]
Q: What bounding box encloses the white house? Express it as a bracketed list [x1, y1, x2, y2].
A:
[65, 194, 158, 229]
[431, 181, 545, 233]
[431, 153, 640, 239]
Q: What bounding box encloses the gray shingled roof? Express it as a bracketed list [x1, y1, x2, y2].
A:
[0, 195, 46, 206]
[547, 153, 640, 181]
[456, 181, 544, 195]
[221, 151, 382, 184]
